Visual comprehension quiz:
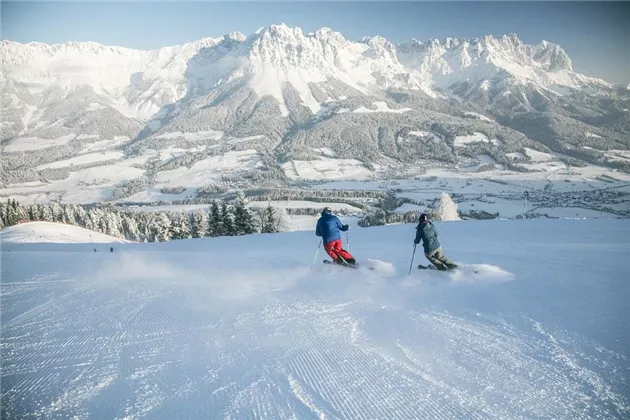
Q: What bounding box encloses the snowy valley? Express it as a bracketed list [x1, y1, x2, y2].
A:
[1, 24, 629, 222]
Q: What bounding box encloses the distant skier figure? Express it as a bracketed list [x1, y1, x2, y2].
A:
[414, 213, 458, 271]
[316, 207, 355, 265]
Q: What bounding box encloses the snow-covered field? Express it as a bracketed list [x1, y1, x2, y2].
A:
[281, 157, 377, 181]
[37, 151, 124, 170]
[312, 168, 630, 219]
[154, 150, 263, 188]
[454, 132, 500, 147]
[1, 219, 629, 419]
[1, 158, 148, 204]
[246, 200, 362, 212]
[3, 135, 76, 152]
[126, 200, 361, 215]
[463, 112, 493, 122]
[352, 101, 412, 114]
[0, 221, 129, 244]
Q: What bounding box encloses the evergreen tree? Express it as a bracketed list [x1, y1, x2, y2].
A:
[62, 204, 76, 225]
[51, 202, 64, 223]
[27, 205, 37, 221]
[169, 211, 191, 240]
[0, 202, 8, 226]
[151, 213, 172, 242]
[108, 211, 124, 238]
[40, 204, 54, 222]
[191, 209, 208, 238]
[5, 202, 17, 226]
[17, 204, 27, 223]
[221, 203, 236, 236]
[121, 214, 140, 241]
[74, 205, 88, 228]
[233, 192, 257, 235]
[183, 212, 192, 238]
[208, 200, 223, 237]
[261, 205, 278, 233]
[9, 200, 27, 223]
[0, 199, 265, 241]
[136, 212, 152, 242]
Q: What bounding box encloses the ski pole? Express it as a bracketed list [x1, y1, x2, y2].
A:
[346, 231, 350, 252]
[311, 239, 322, 270]
[408, 244, 417, 275]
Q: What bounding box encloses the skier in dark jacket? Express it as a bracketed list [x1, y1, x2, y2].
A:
[414, 213, 457, 270]
[316, 207, 355, 265]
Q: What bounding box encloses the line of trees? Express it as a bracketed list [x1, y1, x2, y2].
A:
[0, 194, 280, 242]
[358, 209, 422, 227]
[357, 192, 460, 227]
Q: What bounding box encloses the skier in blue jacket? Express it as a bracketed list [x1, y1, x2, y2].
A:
[414, 213, 457, 270]
[316, 207, 355, 265]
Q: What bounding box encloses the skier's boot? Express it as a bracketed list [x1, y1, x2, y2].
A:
[434, 263, 448, 271]
[444, 262, 458, 270]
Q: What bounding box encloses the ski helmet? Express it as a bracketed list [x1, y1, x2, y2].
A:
[321, 207, 332, 216]
[419, 213, 428, 223]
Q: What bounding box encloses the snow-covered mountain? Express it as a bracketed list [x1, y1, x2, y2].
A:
[1, 26, 619, 130]
[2, 24, 629, 203]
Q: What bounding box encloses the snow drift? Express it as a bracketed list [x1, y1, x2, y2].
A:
[0, 221, 129, 243]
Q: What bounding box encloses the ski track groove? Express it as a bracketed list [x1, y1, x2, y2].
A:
[291, 327, 346, 416]
[307, 305, 402, 419]
[400, 310, 628, 419]
[350, 352, 427, 420]
[395, 343, 491, 419]
[312, 350, 364, 420]
[307, 327, 367, 419]
[291, 352, 342, 418]
[284, 301, 499, 420]
[3, 251, 629, 419]
[320, 330, 395, 420]
[321, 309, 452, 420]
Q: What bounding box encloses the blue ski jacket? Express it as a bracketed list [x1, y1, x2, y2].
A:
[316, 211, 348, 244]
[414, 221, 441, 254]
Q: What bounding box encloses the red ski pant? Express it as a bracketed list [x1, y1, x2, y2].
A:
[324, 239, 354, 261]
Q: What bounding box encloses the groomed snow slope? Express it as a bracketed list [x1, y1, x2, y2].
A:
[1, 219, 629, 419]
[0, 221, 129, 244]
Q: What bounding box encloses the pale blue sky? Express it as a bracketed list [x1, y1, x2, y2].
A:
[2, 1, 629, 84]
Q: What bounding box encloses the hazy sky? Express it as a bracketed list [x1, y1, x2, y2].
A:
[2, 1, 629, 84]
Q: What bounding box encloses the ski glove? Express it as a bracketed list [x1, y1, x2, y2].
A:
[340, 224, 349, 231]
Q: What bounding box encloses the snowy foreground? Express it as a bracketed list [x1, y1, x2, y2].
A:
[1, 220, 629, 419]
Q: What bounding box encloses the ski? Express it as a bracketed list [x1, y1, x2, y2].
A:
[417, 264, 478, 274]
[323, 260, 360, 269]
[417, 264, 444, 271]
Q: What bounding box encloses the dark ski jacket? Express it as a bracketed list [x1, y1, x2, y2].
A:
[316, 212, 348, 244]
[414, 221, 441, 254]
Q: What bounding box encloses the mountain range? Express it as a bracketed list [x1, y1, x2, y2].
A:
[2, 24, 629, 202]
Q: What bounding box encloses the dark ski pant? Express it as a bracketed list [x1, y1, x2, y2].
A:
[425, 247, 456, 269]
[324, 239, 355, 263]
